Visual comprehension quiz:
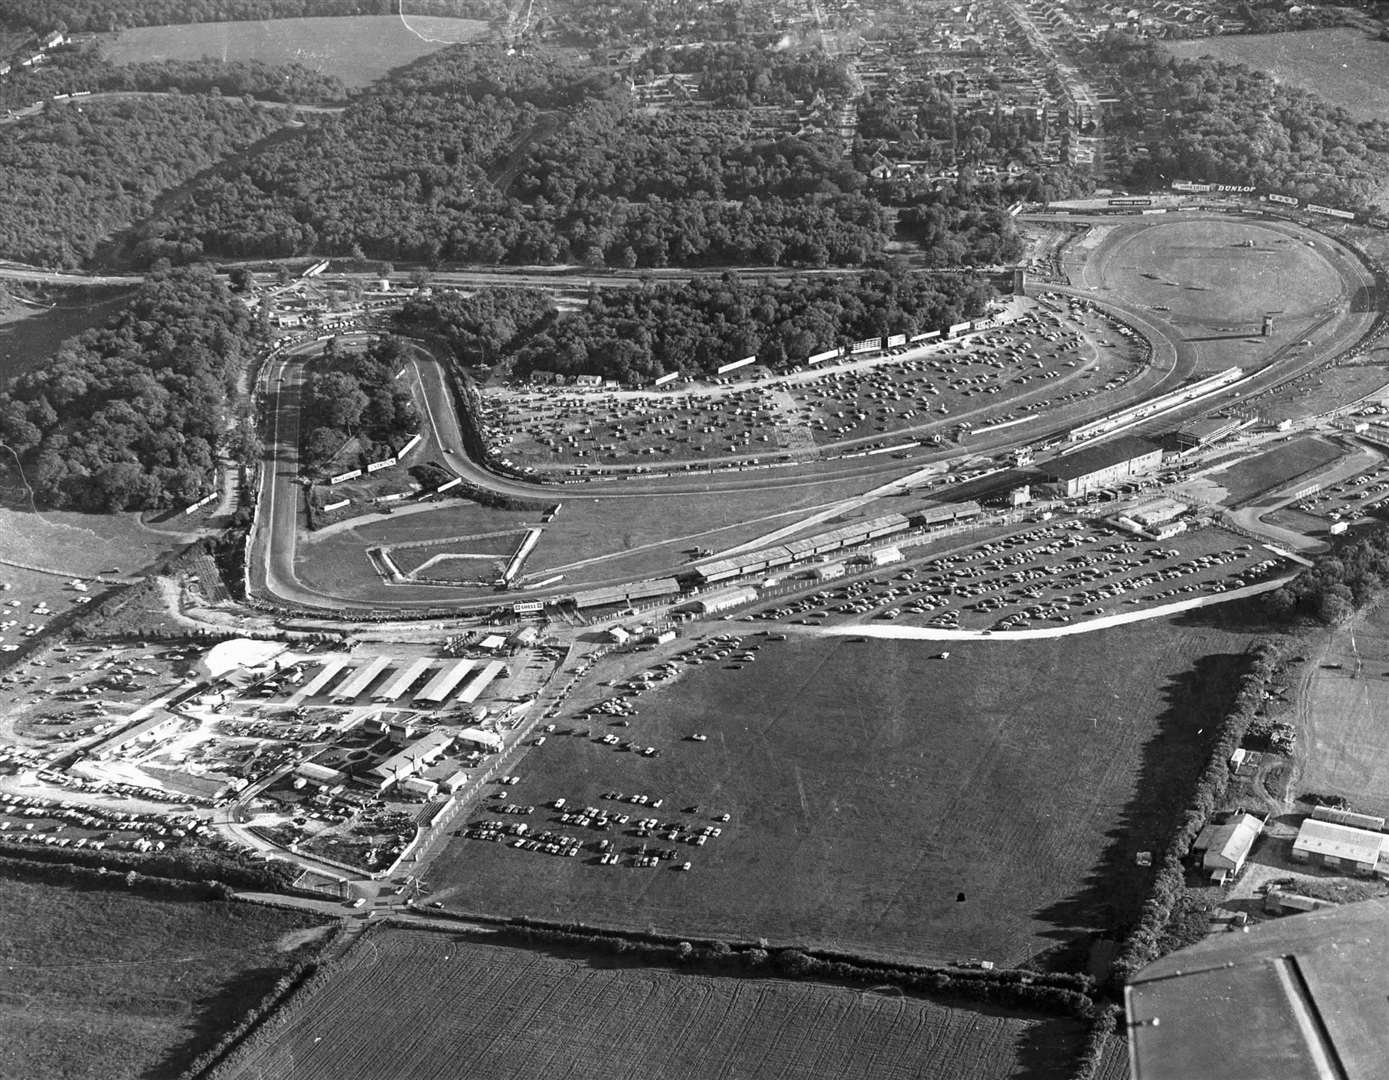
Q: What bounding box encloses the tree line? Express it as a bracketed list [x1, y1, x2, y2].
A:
[1100, 43, 1389, 211]
[1267, 523, 1389, 623]
[0, 0, 502, 34]
[0, 94, 288, 267]
[300, 334, 420, 473]
[0, 45, 347, 110]
[0, 264, 259, 511]
[139, 46, 1020, 271]
[398, 270, 991, 383]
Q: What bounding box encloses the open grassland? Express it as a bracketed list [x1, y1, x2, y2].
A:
[1165, 29, 1389, 124]
[1094, 218, 1343, 325]
[1209, 435, 1346, 506]
[427, 617, 1255, 967]
[1251, 366, 1389, 424]
[294, 472, 894, 600]
[1295, 602, 1389, 816]
[0, 874, 330, 1080]
[100, 16, 493, 89]
[216, 928, 1086, 1080]
[0, 495, 198, 649]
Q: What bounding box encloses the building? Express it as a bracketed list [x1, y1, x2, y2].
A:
[1190, 812, 1262, 883]
[688, 586, 758, 616]
[295, 761, 347, 787]
[1174, 416, 1246, 451]
[1291, 817, 1386, 875]
[1040, 436, 1163, 497]
[400, 776, 439, 799]
[1310, 804, 1386, 832]
[369, 729, 454, 786]
[812, 560, 846, 582]
[1262, 888, 1337, 915]
[867, 546, 904, 567]
[1126, 897, 1389, 1080]
[455, 726, 503, 752]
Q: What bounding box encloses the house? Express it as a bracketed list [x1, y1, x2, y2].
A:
[1292, 818, 1387, 876]
[1191, 813, 1262, 883]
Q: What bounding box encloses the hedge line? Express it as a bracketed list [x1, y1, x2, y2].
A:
[451, 914, 1097, 1018]
[0, 838, 314, 897]
[179, 929, 350, 1080]
[0, 851, 224, 900]
[1070, 1005, 1122, 1080]
[1109, 640, 1286, 986]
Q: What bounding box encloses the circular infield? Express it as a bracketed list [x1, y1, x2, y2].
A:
[1092, 217, 1347, 327]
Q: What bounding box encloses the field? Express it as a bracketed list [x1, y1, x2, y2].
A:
[1207, 435, 1346, 506]
[1294, 601, 1389, 816]
[1082, 214, 1370, 381]
[1248, 365, 1389, 425]
[0, 873, 330, 1080]
[215, 927, 1087, 1080]
[0, 494, 201, 657]
[100, 16, 493, 89]
[294, 473, 897, 600]
[425, 616, 1256, 966]
[1165, 28, 1389, 124]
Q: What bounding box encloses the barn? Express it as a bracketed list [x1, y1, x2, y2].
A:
[1291, 818, 1387, 876]
[1191, 812, 1263, 883]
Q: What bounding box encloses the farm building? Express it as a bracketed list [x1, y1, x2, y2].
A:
[1191, 813, 1262, 883]
[1291, 818, 1387, 876]
[688, 586, 758, 615]
[1039, 436, 1163, 497]
[1310, 804, 1386, 832]
[1126, 896, 1389, 1080]
[1263, 888, 1337, 915]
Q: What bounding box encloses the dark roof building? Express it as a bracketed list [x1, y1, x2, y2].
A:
[1126, 897, 1389, 1080]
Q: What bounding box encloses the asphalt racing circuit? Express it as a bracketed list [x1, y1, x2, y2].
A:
[247, 209, 1380, 616]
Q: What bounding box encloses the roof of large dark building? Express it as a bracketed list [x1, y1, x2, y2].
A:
[1126, 897, 1389, 1080]
[1043, 436, 1162, 481]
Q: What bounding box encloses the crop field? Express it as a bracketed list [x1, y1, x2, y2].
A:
[1295, 602, 1389, 817]
[100, 15, 493, 89]
[489, 302, 1146, 474]
[1208, 435, 1346, 506]
[216, 928, 1086, 1080]
[1165, 28, 1389, 124]
[425, 616, 1254, 966]
[0, 873, 330, 1080]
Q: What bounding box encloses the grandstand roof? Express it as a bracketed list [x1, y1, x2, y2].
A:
[1043, 436, 1161, 481]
